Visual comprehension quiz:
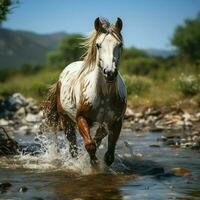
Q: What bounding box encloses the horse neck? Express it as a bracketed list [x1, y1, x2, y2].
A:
[94, 65, 118, 97]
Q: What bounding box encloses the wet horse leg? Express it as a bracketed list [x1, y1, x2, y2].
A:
[63, 115, 78, 157]
[76, 116, 98, 166]
[94, 126, 108, 148]
[104, 119, 122, 166]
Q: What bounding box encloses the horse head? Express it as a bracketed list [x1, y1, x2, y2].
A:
[94, 17, 123, 83]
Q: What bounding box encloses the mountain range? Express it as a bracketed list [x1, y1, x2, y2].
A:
[0, 28, 66, 68]
[0, 28, 175, 69]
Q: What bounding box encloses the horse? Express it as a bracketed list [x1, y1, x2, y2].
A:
[43, 17, 127, 166]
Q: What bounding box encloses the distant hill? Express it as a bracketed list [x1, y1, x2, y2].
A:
[0, 28, 67, 68]
[0, 28, 175, 69]
[144, 48, 176, 58]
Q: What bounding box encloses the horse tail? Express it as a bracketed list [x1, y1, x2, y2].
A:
[42, 82, 63, 131]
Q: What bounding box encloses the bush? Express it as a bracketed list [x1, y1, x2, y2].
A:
[124, 75, 151, 96]
[121, 57, 160, 75]
[176, 74, 199, 96]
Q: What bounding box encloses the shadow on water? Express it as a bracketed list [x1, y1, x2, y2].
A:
[0, 131, 200, 199]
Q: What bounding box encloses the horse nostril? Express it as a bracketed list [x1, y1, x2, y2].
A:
[103, 69, 107, 75]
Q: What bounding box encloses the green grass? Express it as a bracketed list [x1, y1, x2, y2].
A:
[0, 68, 60, 102]
[0, 66, 199, 108]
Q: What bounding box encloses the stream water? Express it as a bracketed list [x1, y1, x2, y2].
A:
[0, 129, 200, 200]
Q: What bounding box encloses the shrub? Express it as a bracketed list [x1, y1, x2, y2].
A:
[121, 57, 160, 75]
[176, 74, 199, 96]
[124, 75, 151, 96]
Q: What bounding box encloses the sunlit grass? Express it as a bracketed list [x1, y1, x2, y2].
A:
[0, 67, 198, 108]
[0, 68, 60, 102]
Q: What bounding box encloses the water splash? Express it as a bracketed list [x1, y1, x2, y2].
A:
[1, 132, 98, 174]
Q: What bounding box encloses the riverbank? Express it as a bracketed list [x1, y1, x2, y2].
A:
[0, 93, 200, 150]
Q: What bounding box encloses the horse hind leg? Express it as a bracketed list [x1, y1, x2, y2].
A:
[63, 115, 78, 158]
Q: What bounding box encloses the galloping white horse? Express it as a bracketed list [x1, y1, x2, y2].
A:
[43, 18, 127, 166]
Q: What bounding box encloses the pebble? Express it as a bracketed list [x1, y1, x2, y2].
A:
[0, 119, 9, 126]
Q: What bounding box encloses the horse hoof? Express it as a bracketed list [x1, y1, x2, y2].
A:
[104, 152, 114, 166]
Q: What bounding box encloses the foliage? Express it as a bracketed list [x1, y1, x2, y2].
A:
[0, 0, 18, 23]
[122, 47, 147, 60]
[172, 12, 200, 63]
[176, 74, 199, 96]
[121, 56, 161, 75]
[0, 67, 60, 100]
[48, 34, 84, 68]
[124, 75, 151, 96]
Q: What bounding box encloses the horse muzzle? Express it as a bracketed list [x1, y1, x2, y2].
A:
[103, 69, 118, 83]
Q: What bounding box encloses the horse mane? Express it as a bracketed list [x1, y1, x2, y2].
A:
[78, 19, 123, 78]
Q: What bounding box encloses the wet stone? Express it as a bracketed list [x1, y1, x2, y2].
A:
[19, 186, 28, 192]
[169, 167, 192, 177]
[149, 144, 160, 148]
[0, 182, 12, 193]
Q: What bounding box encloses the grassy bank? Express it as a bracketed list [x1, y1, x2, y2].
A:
[1, 65, 199, 109]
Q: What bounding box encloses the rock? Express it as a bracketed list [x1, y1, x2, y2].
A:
[26, 98, 39, 114]
[0, 119, 9, 126]
[138, 119, 145, 124]
[14, 107, 26, 119]
[149, 127, 164, 133]
[145, 107, 161, 116]
[4, 93, 27, 111]
[149, 144, 160, 148]
[175, 120, 184, 126]
[182, 112, 191, 121]
[125, 107, 134, 119]
[196, 112, 200, 119]
[157, 135, 167, 142]
[169, 167, 192, 177]
[26, 113, 41, 123]
[192, 135, 199, 142]
[15, 125, 30, 135]
[19, 186, 28, 192]
[0, 182, 12, 193]
[165, 139, 176, 146]
[135, 112, 143, 118]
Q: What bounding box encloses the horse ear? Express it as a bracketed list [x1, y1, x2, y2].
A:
[115, 17, 123, 32]
[94, 17, 102, 32]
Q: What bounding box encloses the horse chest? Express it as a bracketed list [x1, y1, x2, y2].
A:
[92, 98, 119, 123]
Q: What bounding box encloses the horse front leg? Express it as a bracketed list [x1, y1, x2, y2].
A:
[104, 119, 122, 166]
[94, 126, 108, 148]
[76, 116, 98, 166]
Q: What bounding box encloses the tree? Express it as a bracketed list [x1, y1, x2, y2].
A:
[0, 0, 18, 23]
[172, 13, 200, 63]
[48, 34, 84, 68]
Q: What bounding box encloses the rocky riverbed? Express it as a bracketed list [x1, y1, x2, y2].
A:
[0, 93, 200, 151]
[0, 93, 200, 199]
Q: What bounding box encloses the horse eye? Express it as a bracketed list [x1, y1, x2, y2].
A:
[96, 43, 101, 49]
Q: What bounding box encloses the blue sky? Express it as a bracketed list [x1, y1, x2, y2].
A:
[3, 0, 200, 50]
